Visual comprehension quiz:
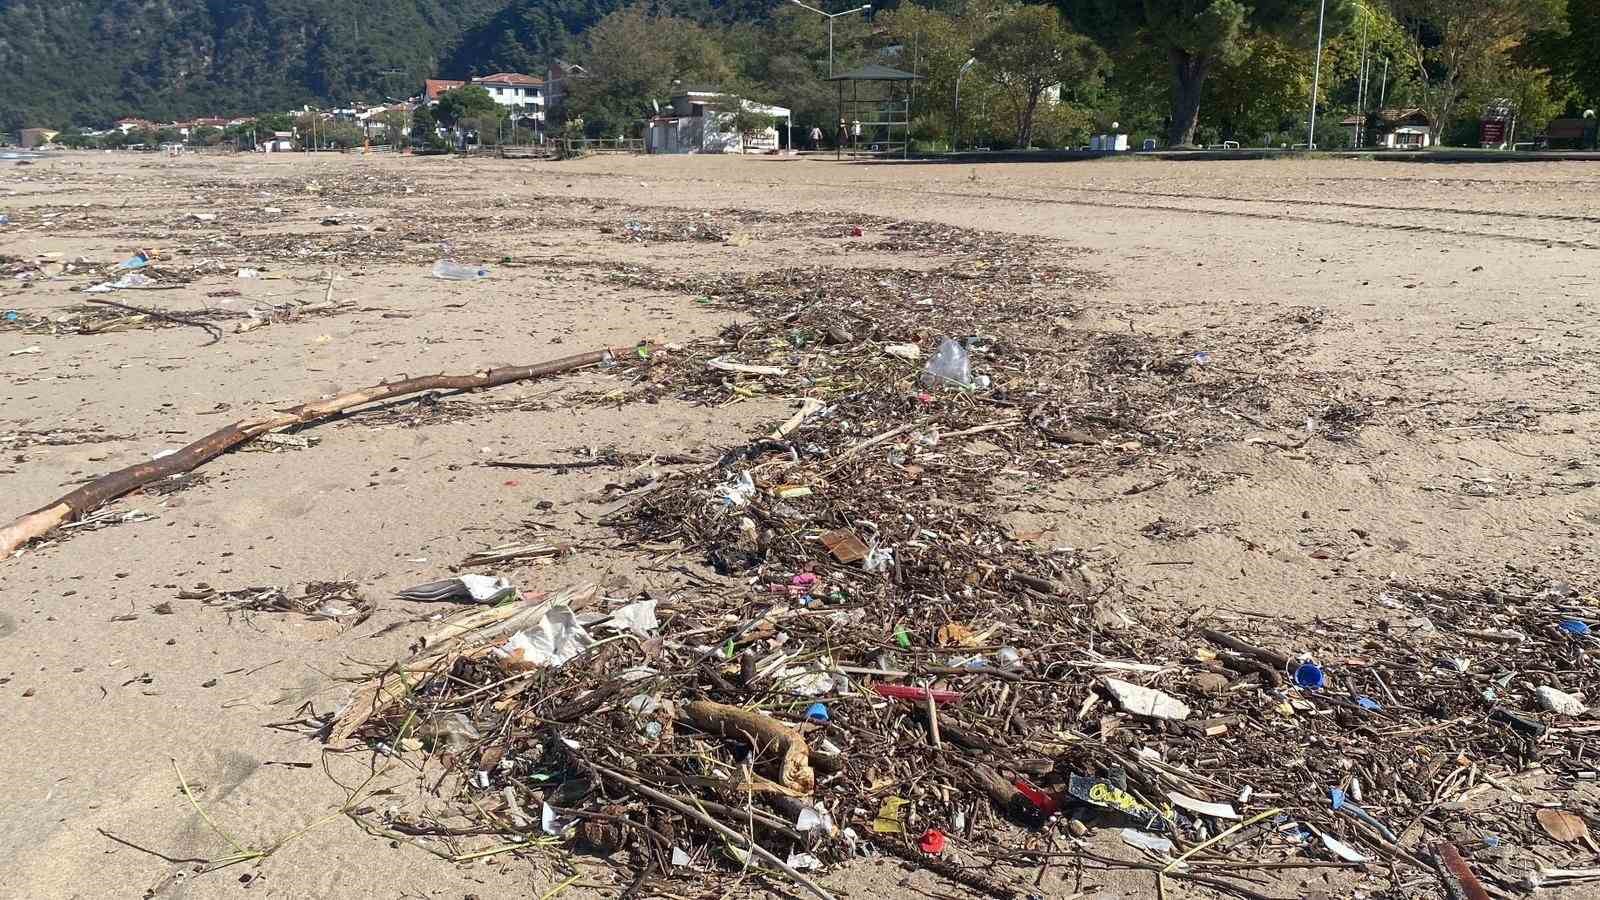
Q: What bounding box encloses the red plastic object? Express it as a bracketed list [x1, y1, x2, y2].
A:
[918, 829, 947, 854]
[871, 683, 965, 705]
[850, 225, 864, 237]
[1013, 779, 1060, 816]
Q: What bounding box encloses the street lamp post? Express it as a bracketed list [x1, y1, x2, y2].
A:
[1306, 0, 1327, 150]
[789, 0, 873, 79]
[953, 56, 976, 152]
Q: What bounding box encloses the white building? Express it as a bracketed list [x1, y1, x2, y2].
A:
[645, 92, 790, 154]
[425, 73, 546, 124]
[1341, 108, 1433, 149]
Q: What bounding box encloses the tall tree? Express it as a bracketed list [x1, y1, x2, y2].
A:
[1385, 0, 1566, 141]
[1065, 0, 1357, 147]
[975, 6, 1108, 147]
[566, 7, 732, 137]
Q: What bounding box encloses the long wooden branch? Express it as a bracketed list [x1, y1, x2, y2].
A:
[0, 346, 639, 555]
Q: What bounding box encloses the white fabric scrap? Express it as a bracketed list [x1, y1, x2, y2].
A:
[602, 598, 659, 635]
[459, 573, 514, 602]
[493, 604, 595, 667]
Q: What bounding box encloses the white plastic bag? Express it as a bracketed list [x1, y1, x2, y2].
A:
[920, 338, 971, 389]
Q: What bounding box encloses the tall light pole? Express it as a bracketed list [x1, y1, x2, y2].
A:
[1307, 0, 1327, 150]
[789, 0, 872, 79]
[953, 56, 976, 152]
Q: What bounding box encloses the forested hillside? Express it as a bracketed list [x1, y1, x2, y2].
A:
[0, 0, 506, 131]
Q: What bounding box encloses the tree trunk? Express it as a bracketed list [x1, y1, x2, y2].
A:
[1167, 49, 1210, 148]
[1019, 92, 1040, 149]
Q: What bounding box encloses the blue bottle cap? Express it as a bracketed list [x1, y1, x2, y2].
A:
[804, 702, 829, 724]
[1294, 662, 1325, 690]
[1329, 787, 1347, 810]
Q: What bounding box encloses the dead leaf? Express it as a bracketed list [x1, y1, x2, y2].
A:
[937, 623, 979, 647]
[1538, 808, 1590, 843]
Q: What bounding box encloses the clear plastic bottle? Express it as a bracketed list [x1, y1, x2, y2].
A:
[432, 259, 490, 280]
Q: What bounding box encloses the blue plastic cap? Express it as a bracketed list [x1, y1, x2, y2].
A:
[804, 702, 829, 724]
[1560, 619, 1592, 637]
[1294, 662, 1326, 690]
[1329, 787, 1347, 810]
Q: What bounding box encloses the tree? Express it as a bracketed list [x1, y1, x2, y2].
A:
[435, 84, 498, 129]
[1067, 0, 1357, 147]
[189, 125, 224, 146]
[714, 93, 776, 152]
[55, 128, 95, 149]
[566, 7, 733, 137]
[374, 109, 409, 146]
[1202, 35, 1311, 144]
[1385, 0, 1566, 142]
[975, 6, 1107, 147]
[411, 105, 438, 144]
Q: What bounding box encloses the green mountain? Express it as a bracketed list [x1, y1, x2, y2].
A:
[0, 0, 507, 131]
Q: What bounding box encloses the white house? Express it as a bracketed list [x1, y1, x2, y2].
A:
[645, 91, 790, 154]
[1341, 108, 1433, 149]
[425, 73, 545, 124]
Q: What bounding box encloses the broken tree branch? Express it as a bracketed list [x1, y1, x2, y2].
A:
[0, 346, 644, 556]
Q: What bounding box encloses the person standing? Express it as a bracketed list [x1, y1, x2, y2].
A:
[850, 119, 862, 147]
[809, 124, 823, 150]
[836, 119, 848, 151]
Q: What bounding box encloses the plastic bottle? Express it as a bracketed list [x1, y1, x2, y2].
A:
[432, 259, 490, 280]
[920, 338, 971, 389]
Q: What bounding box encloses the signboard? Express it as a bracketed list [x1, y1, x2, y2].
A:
[1480, 119, 1508, 147]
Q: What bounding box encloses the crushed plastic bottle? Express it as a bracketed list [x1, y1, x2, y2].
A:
[117, 251, 150, 270]
[920, 338, 972, 389]
[432, 259, 490, 280]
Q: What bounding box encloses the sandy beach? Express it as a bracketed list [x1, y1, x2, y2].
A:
[2, 150, 1597, 899]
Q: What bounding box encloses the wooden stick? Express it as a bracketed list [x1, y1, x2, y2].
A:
[591, 763, 837, 900]
[0, 347, 642, 555]
[707, 357, 789, 377]
[1199, 628, 1291, 670]
[684, 700, 814, 794]
[770, 398, 825, 440]
[925, 689, 943, 750]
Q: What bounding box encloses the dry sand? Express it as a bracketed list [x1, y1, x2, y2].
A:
[2, 150, 1597, 898]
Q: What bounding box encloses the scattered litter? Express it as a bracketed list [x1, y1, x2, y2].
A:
[1101, 676, 1191, 720]
[1319, 830, 1370, 863]
[1536, 685, 1587, 716]
[396, 574, 515, 604]
[1120, 828, 1174, 855]
[493, 604, 595, 668]
[432, 259, 489, 280]
[920, 337, 972, 389]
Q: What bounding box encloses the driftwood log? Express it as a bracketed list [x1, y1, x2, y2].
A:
[0, 347, 640, 555]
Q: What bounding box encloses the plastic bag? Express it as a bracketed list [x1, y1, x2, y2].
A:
[920, 338, 971, 389]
